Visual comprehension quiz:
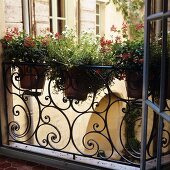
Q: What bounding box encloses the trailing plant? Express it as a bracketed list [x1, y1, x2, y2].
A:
[47, 28, 115, 96]
[125, 103, 141, 153]
[0, 27, 48, 63]
[103, 22, 144, 80]
[108, 0, 144, 40]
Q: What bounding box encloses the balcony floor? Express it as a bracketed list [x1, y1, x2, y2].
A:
[0, 155, 62, 170]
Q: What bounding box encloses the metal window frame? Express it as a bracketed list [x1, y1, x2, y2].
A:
[141, 0, 170, 170]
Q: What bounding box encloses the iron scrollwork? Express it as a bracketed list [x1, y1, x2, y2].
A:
[3, 62, 170, 167]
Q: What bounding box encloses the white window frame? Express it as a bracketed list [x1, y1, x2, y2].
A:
[96, 1, 105, 36]
[49, 0, 68, 33]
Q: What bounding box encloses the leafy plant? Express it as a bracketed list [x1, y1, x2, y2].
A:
[103, 22, 144, 80]
[47, 28, 115, 95]
[125, 104, 141, 153]
[113, 40, 144, 79]
[0, 27, 48, 63]
[108, 0, 144, 40]
[47, 28, 114, 67]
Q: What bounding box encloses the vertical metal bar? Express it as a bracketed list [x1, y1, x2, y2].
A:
[140, 0, 151, 169]
[156, 116, 163, 170]
[156, 0, 168, 169]
[159, 0, 168, 110]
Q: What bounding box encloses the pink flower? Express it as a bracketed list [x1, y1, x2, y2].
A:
[4, 33, 13, 41]
[122, 53, 131, 59]
[122, 21, 128, 31]
[24, 36, 35, 47]
[135, 23, 144, 30]
[12, 27, 19, 35]
[41, 36, 51, 46]
[115, 36, 121, 43]
[55, 32, 60, 39]
[111, 25, 117, 32]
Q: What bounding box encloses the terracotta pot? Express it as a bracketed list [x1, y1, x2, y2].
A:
[19, 65, 46, 90]
[64, 68, 89, 101]
[126, 71, 143, 98]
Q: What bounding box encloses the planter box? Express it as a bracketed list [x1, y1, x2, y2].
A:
[126, 71, 143, 98]
[19, 64, 46, 90]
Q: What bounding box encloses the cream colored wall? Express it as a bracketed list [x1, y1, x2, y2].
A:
[104, 1, 124, 39]
[0, 0, 8, 144]
[3, 0, 134, 158]
[1, 0, 160, 160]
[84, 94, 126, 159]
[5, 0, 23, 29]
[80, 0, 96, 32]
[0, 0, 5, 39]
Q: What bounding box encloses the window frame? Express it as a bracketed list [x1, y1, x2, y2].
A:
[49, 0, 67, 33]
[96, 1, 105, 36]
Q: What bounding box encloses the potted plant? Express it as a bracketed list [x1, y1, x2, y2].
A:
[113, 40, 144, 98]
[106, 22, 144, 98]
[47, 28, 114, 100]
[110, 22, 165, 99]
[0, 28, 49, 91]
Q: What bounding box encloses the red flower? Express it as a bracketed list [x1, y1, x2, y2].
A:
[122, 21, 128, 32]
[100, 37, 113, 53]
[115, 36, 121, 43]
[4, 33, 13, 41]
[111, 25, 117, 32]
[24, 37, 35, 47]
[135, 23, 144, 30]
[41, 36, 50, 46]
[122, 53, 131, 59]
[55, 32, 60, 39]
[12, 27, 19, 35]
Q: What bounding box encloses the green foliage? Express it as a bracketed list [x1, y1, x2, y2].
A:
[112, 40, 144, 80]
[125, 104, 141, 152]
[110, 0, 144, 20]
[0, 28, 48, 63]
[107, 22, 144, 79]
[109, 0, 144, 40]
[47, 28, 114, 68]
[47, 28, 115, 93]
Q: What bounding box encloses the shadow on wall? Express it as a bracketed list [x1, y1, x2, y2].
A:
[84, 93, 126, 160]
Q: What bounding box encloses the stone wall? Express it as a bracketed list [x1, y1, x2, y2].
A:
[79, 0, 96, 32]
[34, 0, 49, 35]
[5, 0, 23, 30]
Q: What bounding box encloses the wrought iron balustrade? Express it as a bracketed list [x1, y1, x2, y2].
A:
[2, 62, 170, 169]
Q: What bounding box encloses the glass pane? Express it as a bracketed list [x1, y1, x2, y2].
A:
[57, 20, 65, 34]
[150, 0, 163, 14]
[96, 26, 99, 35]
[145, 109, 170, 169]
[161, 118, 170, 169]
[96, 4, 99, 14]
[49, 0, 52, 16]
[148, 20, 162, 106]
[145, 107, 159, 162]
[57, 0, 65, 18]
[96, 15, 99, 25]
[50, 19, 53, 33]
[164, 17, 170, 114]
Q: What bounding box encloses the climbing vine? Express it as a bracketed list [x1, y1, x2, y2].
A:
[110, 0, 144, 20]
[108, 0, 144, 40]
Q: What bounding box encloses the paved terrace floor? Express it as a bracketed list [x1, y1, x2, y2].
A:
[0, 155, 62, 170]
